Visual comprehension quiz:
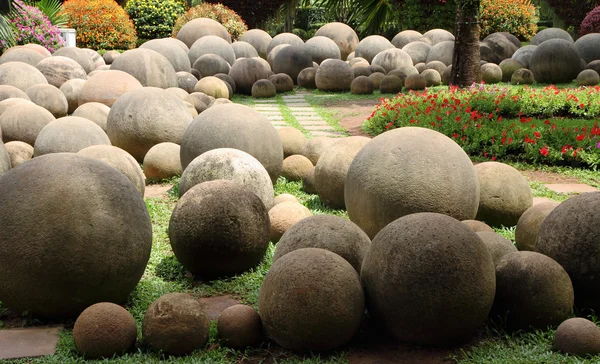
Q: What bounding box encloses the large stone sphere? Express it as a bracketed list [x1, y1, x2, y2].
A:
[297, 67, 317, 89]
[361, 212, 495, 345]
[107, 87, 192, 161]
[273, 215, 370, 273]
[180, 103, 283, 182]
[175, 17, 231, 48]
[515, 201, 559, 251]
[53, 47, 95, 74]
[0, 153, 152, 317]
[25, 84, 68, 118]
[0, 141, 10, 175]
[425, 40, 454, 66]
[575, 33, 600, 64]
[110, 48, 178, 88]
[475, 162, 532, 227]
[217, 304, 262, 349]
[35, 56, 87, 88]
[251, 79, 276, 98]
[480, 33, 519, 64]
[371, 48, 413, 74]
[267, 33, 304, 56]
[34, 116, 110, 156]
[345, 127, 480, 239]
[72, 102, 110, 132]
[81, 48, 105, 69]
[240, 29, 272, 59]
[536, 192, 600, 311]
[228, 58, 270, 95]
[404, 73, 426, 90]
[178, 148, 274, 209]
[314, 23, 359, 60]
[78, 70, 143, 107]
[421, 69, 442, 86]
[531, 27, 574, 46]
[189, 35, 236, 68]
[555, 318, 600, 356]
[4, 141, 33, 167]
[422, 29, 455, 45]
[73, 302, 137, 359]
[301, 136, 336, 165]
[493, 251, 574, 330]
[315, 136, 370, 209]
[0, 103, 55, 145]
[354, 35, 394, 64]
[511, 44, 537, 69]
[176, 71, 198, 93]
[77, 145, 145, 196]
[273, 46, 313, 82]
[351, 75, 374, 94]
[0, 85, 30, 103]
[315, 59, 354, 91]
[258, 247, 364, 351]
[463, 219, 494, 232]
[142, 293, 210, 355]
[268, 202, 312, 243]
[0, 61, 48, 91]
[278, 126, 307, 157]
[170, 179, 270, 277]
[392, 30, 423, 48]
[0, 46, 47, 66]
[481, 63, 503, 84]
[143, 142, 182, 181]
[59, 78, 86, 113]
[401, 41, 431, 65]
[231, 41, 259, 59]
[476, 231, 518, 266]
[139, 38, 191, 73]
[530, 39, 581, 84]
[266, 44, 290, 70]
[303, 36, 341, 64]
[577, 69, 600, 86]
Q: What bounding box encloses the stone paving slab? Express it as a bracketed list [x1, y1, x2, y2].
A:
[299, 121, 329, 126]
[294, 114, 322, 118]
[253, 106, 280, 110]
[311, 131, 346, 137]
[303, 125, 337, 131]
[0, 326, 63, 359]
[544, 184, 598, 193]
[532, 197, 556, 205]
[286, 103, 311, 107]
[253, 99, 277, 103]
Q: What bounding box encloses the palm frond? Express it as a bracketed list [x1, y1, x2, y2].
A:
[0, 14, 16, 50]
[31, 0, 68, 27]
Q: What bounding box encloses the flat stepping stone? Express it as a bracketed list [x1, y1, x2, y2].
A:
[285, 103, 311, 107]
[533, 197, 556, 205]
[300, 122, 329, 127]
[0, 325, 63, 360]
[281, 95, 305, 99]
[253, 99, 277, 103]
[198, 295, 240, 321]
[311, 131, 346, 137]
[304, 125, 337, 131]
[544, 184, 598, 194]
[144, 184, 173, 198]
[253, 106, 279, 110]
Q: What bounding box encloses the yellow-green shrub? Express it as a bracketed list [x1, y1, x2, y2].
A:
[125, 0, 185, 41]
[479, 0, 538, 40]
[171, 3, 247, 41]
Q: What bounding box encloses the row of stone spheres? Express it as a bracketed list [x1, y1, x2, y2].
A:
[0, 19, 600, 358]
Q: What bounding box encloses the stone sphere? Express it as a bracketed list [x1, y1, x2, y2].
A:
[481, 63, 503, 84]
[303, 36, 341, 64]
[314, 23, 359, 61]
[575, 33, 600, 64]
[281, 154, 313, 182]
[442, 65, 453, 84]
[498, 58, 524, 82]
[422, 29, 455, 45]
[301, 136, 336, 165]
[392, 30, 423, 48]
[302, 166, 317, 194]
[425, 40, 454, 66]
[577, 69, 600, 86]
[361, 212, 495, 345]
[315, 59, 354, 91]
[268, 73, 294, 93]
[176, 17, 231, 48]
[273, 193, 298, 205]
[0, 98, 32, 120]
[25, 84, 68, 118]
[20, 43, 51, 57]
[179, 148, 274, 209]
[81, 48, 105, 69]
[214, 73, 236, 93]
[103, 50, 121, 65]
[476, 231, 518, 266]
[475, 162, 532, 227]
[231, 41, 258, 59]
[110, 48, 178, 88]
[586, 60, 600, 75]
[34, 116, 110, 156]
[78, 145, 145, 196]
[0, 85, 30, 104]
[536, 192, 600, 311]
[78, 70, 143, 107]
[350, 75, 374, 94]
[0, 141, 10, 175]
[424, 60, 447, 77]
[421, 69, 441, 86]
[268, 201, 312, 243]
[462, 219, 494, 232]
[345, 127, 479, 239]
[58, 78, 85, 113]
[218, 304, 262, 349]
[35, 56, 87, 89]
[0, 46, 47, 66]
[493, 251, 574, 330]
[189, 35, 235, 68]
[0, 103, 55, 145]
[72, 102, 110, 132]
[404, 73, 426, 90]
[349, 57, 368, 66]
[511, 45, 537, 69]
[0, 61, 48, 91]
[267, 33, 304, 56]
[352, 66, 371, 78]
[379, 75, 403, 93]
[251, 79, 276, 98]
[142, 293, 210, 355]
[371, 48, 413, 74]
[401, 41, 431, 66]
[273, 46, 313, 82]
[53, 47, 95, 74]
[107, 87, 192, 161]
[555, 318, 600, 356]
[365, 72, 383, 89]
[180, 103, 282, 182]
[531, 27, 574, 46]
[0, 153, 151, 317]
[388, 65, 418, 80]
[239, 29, 272, 59]
[139, 38, 191, 73]
[315, 136, 370, 209]
[278, 126, 307, 157]
[530, 39, 581, 84]
[515, 201, 559, 251]
[143, 142, 182, 181]
[355, 35, 394, 64]
[4, 141, 33, 167]
[297, 67, 317, 89]
[480, 33, 519, 64]
[73, 302, 137, 359]
[511, 68, 535, 85]
[228, 58, 270, 95]
[267, 44, 290, 70]
[170, 179, 270, 277]
[176, 71, 198, 93]
[258, 247, 364, 351]
[194, 76, 230, 99]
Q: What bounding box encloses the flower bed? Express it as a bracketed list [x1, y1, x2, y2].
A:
[361, 85, 600, 168]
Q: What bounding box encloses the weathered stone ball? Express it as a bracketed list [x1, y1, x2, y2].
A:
[273, 193, 299, 205]
[251, 79, 276, 98]
[278, 126, 307, 157]
[267, 44, 290, 70]
[498, 58, 524, 82]
[267, 33, 304, 56]
[480, 33, 519, 64]
[415, 62, 426, 73]
[4, 141, 33, 167]
[53, 47, 94, 74]
[530, 39, 581, 84]
[176, 17, 231, 48]
[475, 162, 532, 227]
[371, 48, 413, 74]
[78, 70, 143, 107]
[379, 75, 403, 94]
[345, 127, 479, 239]
[139, 38, 191, 73]
[34, 116, 110, 156]
[515, 201, 559, 251]
[315, 136, 370, 209]
[110, 48, 178, 88]
[368, 72, 385, 88]
[228, 58, 270, 95]
[511, 45, 537, 69]
[442, 65, 453, 85]
[82, 48, 106, 70]
[57, 78, 85, 114]
[303, 36, 341, 65]
[268, 73, 294, 93]
[425, 60, 447, 77]
[188, 35, 235, 68]
[170, 179, 270, 277]
[388, 65, 418, 81]
[493, 251, 574, 330]
[476, 231, 518, 266]
[107, 87, 192, 161]
[481, 63, 503, 84]
[575, 33, 600, 64]
[422, 29, 455, 45]
[259, 247, 364, 351]
[188, 92, 210, 113]
[0, 46, 47, 66]
[315, 59, 354, 91]
[354, 36, 394, 64]
[392, 30, 423, 48]
[404, 73, 426, 90]
[0, 141, 10, 175]
[73, 302, 137, 359]
[231, 41, 259, 59]
[1, 61, 48, 91]
[268, 201, 312, 243]
[421, 69, 441, 86]
[350, 75, 374, 95]
[425, 41, 454, 66]
[577, 69, 600, 86]
[511, 68, 535, 85]
[361, 212, 495, 345]
[72, 102, 110, 132]
[213, 73, 236, 94]
[78, 145, 145, 196]
[0, 153, 152, 317]
[143, 142, 182, 182]
[281, 154, 313, 182]
[273, 46, 313, 82]
[192, 54, 230, 78]
[103, 50, 121, 65]
[314, 23, 359, 61]
[531, 27, 574, 46]
[240, 29, 272, 59]
[297, 67, 317, 89]
[352, 66, 371, 78]
[180, 103, 283, 182]
[176, 71, 198, 94]
[401, 41, 431, 65]
[0, 103, 55, 145]
[302, 166, 317, 194]
[462, 219, 494, 232]
[194, 76, 230, 99]
[143, 293, 210, 355]
[0, 85, 30, 104]
[301, 136, 336, 165]
[555, 318, 600, 356]
[25, 84, 68, 118]
[218, 304, 262, 349]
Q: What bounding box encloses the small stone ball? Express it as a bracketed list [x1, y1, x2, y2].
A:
[251, 79, 276, 98]
[34, 116, 111, 156]
[73, 302, 137, 359]
[177, 72, 198, 94]
[499, 58, 524, 82]
[273, 193, 299, 205]
[404, 73, 426, 90]
[481, 63, 503, 84]
[110, 48, 178, 88]
[58, 78, 86, 113]
[511, 68, 535, 85]
[1, 61, 48, 91]
[217, 304, 262, 349]
[368, 72, 385, 88]
[142, 293, 210, 355]
[231, 41, 259, 59]
[352, 66, 371, 78]
[268, 201, 312, 243]
[315, 59, 354, 91]
[103, 50, 121, 65]
[282, 154, 313, 182]
[4, 141, 33, 167]
[0, 103, 55, 145]
[229, 58, 271, 95]
[577, 69, 600, 86]
[421, 69, 441, 86]
[78, 70, 143, 107]
[278, 127, 307, 158]
[462, 219, 494, 232]
[515, 201, 559, 251]
[25, 84, 68, 118]
[72, 102, 110, 132]
[268, 73, 294, 93]
[297, 67, 317, 89]
[476, 231, 518, 266]
[143, 142, 182, 182]
[379, 75, 403, 94]
[214, 73, 236, 94]
[195, 76, 230, 99]
[303, 166, 317, 194]
[351, 76, 374, 94]
[301, 136, 336, 165]
[555, 318, 600, 356]
[192, 54, 230, 78]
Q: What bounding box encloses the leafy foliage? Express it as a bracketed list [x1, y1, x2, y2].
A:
[2, 0, 64, 53]
[125, 0, 185, 41]
[60, 0, 137, 50]
[580, 5, 600, 36]
[201, 0, 287, 29]
[172, 3, 247, 41]
[34, 0, 67, 27]
[540, 0, 597, 35]
[0, 14, 16, 52]
[479, 0, 538, 40]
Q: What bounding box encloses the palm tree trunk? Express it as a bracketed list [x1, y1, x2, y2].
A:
[451, 1, 481, 88]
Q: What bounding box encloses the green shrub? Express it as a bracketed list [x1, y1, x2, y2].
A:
[398, 0, 456, 34]
[125, 0, 185, 41]
[171, 3, 247, 41]
[479, 0, 538, 40]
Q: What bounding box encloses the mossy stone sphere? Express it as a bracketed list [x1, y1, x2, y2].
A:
[251, 79, 276, 98]
[0, 154, 152, 317]
[530, 39, 581, 84]
[577, 69, 600, 86]
[4, 141, 33, 167]
[297, 67, 317, 89]
[34, 116, 110, 156]
[268, 73, 293, 93]
[268, 201, 312, 243]
[462, 219, 494, 232]
[379, 75, 403, 94]
[368, 72, 385, 88]
[315, 59, 354, 91]
[142, 293, 210, 355]
[258, 248, 364, 351]
[169, 180, 270, 278]
[511, 68, 535, 85]
[499, 58, 524, 82]
[361, 212, 495, 345]
[217, 304, 263, 349]
[481, 63, 503, 84]
[73, 302, 137, 359]
[493, 251, 574, 330]
[351, 76, 374, 94]
[555, 318, 600, 356]
[476, 231, 518, 266]
[515, 201, 559, 251]
[282, 155, 313, 182]
[143, 142, 182, 182]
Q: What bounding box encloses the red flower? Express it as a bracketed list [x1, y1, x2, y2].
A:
[533, 131, 541, 138]
[576, 133, 585, 141]
[452, 133, 459, 138]
[491, 156, 497, 161]
[544, 119, 550, 124]
[539, 145, 549, 157]
[562, 145, 572, 154]
[455, 116, 461, 122]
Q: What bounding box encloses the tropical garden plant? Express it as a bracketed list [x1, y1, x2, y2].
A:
[125, 0, 185, 41]
[172, 3, 247, 40]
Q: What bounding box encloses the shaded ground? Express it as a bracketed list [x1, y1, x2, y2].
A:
[326, 99, 380, 138]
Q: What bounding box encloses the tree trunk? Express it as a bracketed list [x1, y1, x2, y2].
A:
[451, 2, 481, 88]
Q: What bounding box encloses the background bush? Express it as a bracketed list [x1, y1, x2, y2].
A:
[125, 0, 185, 41]
[61, 0, 137, 50]
[172, 3, 247, 41]
[479, 0, 538, 40]
[397, 0, 456, 34]
[2, 0, 64, 53]
[580, 5, 600, 36]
